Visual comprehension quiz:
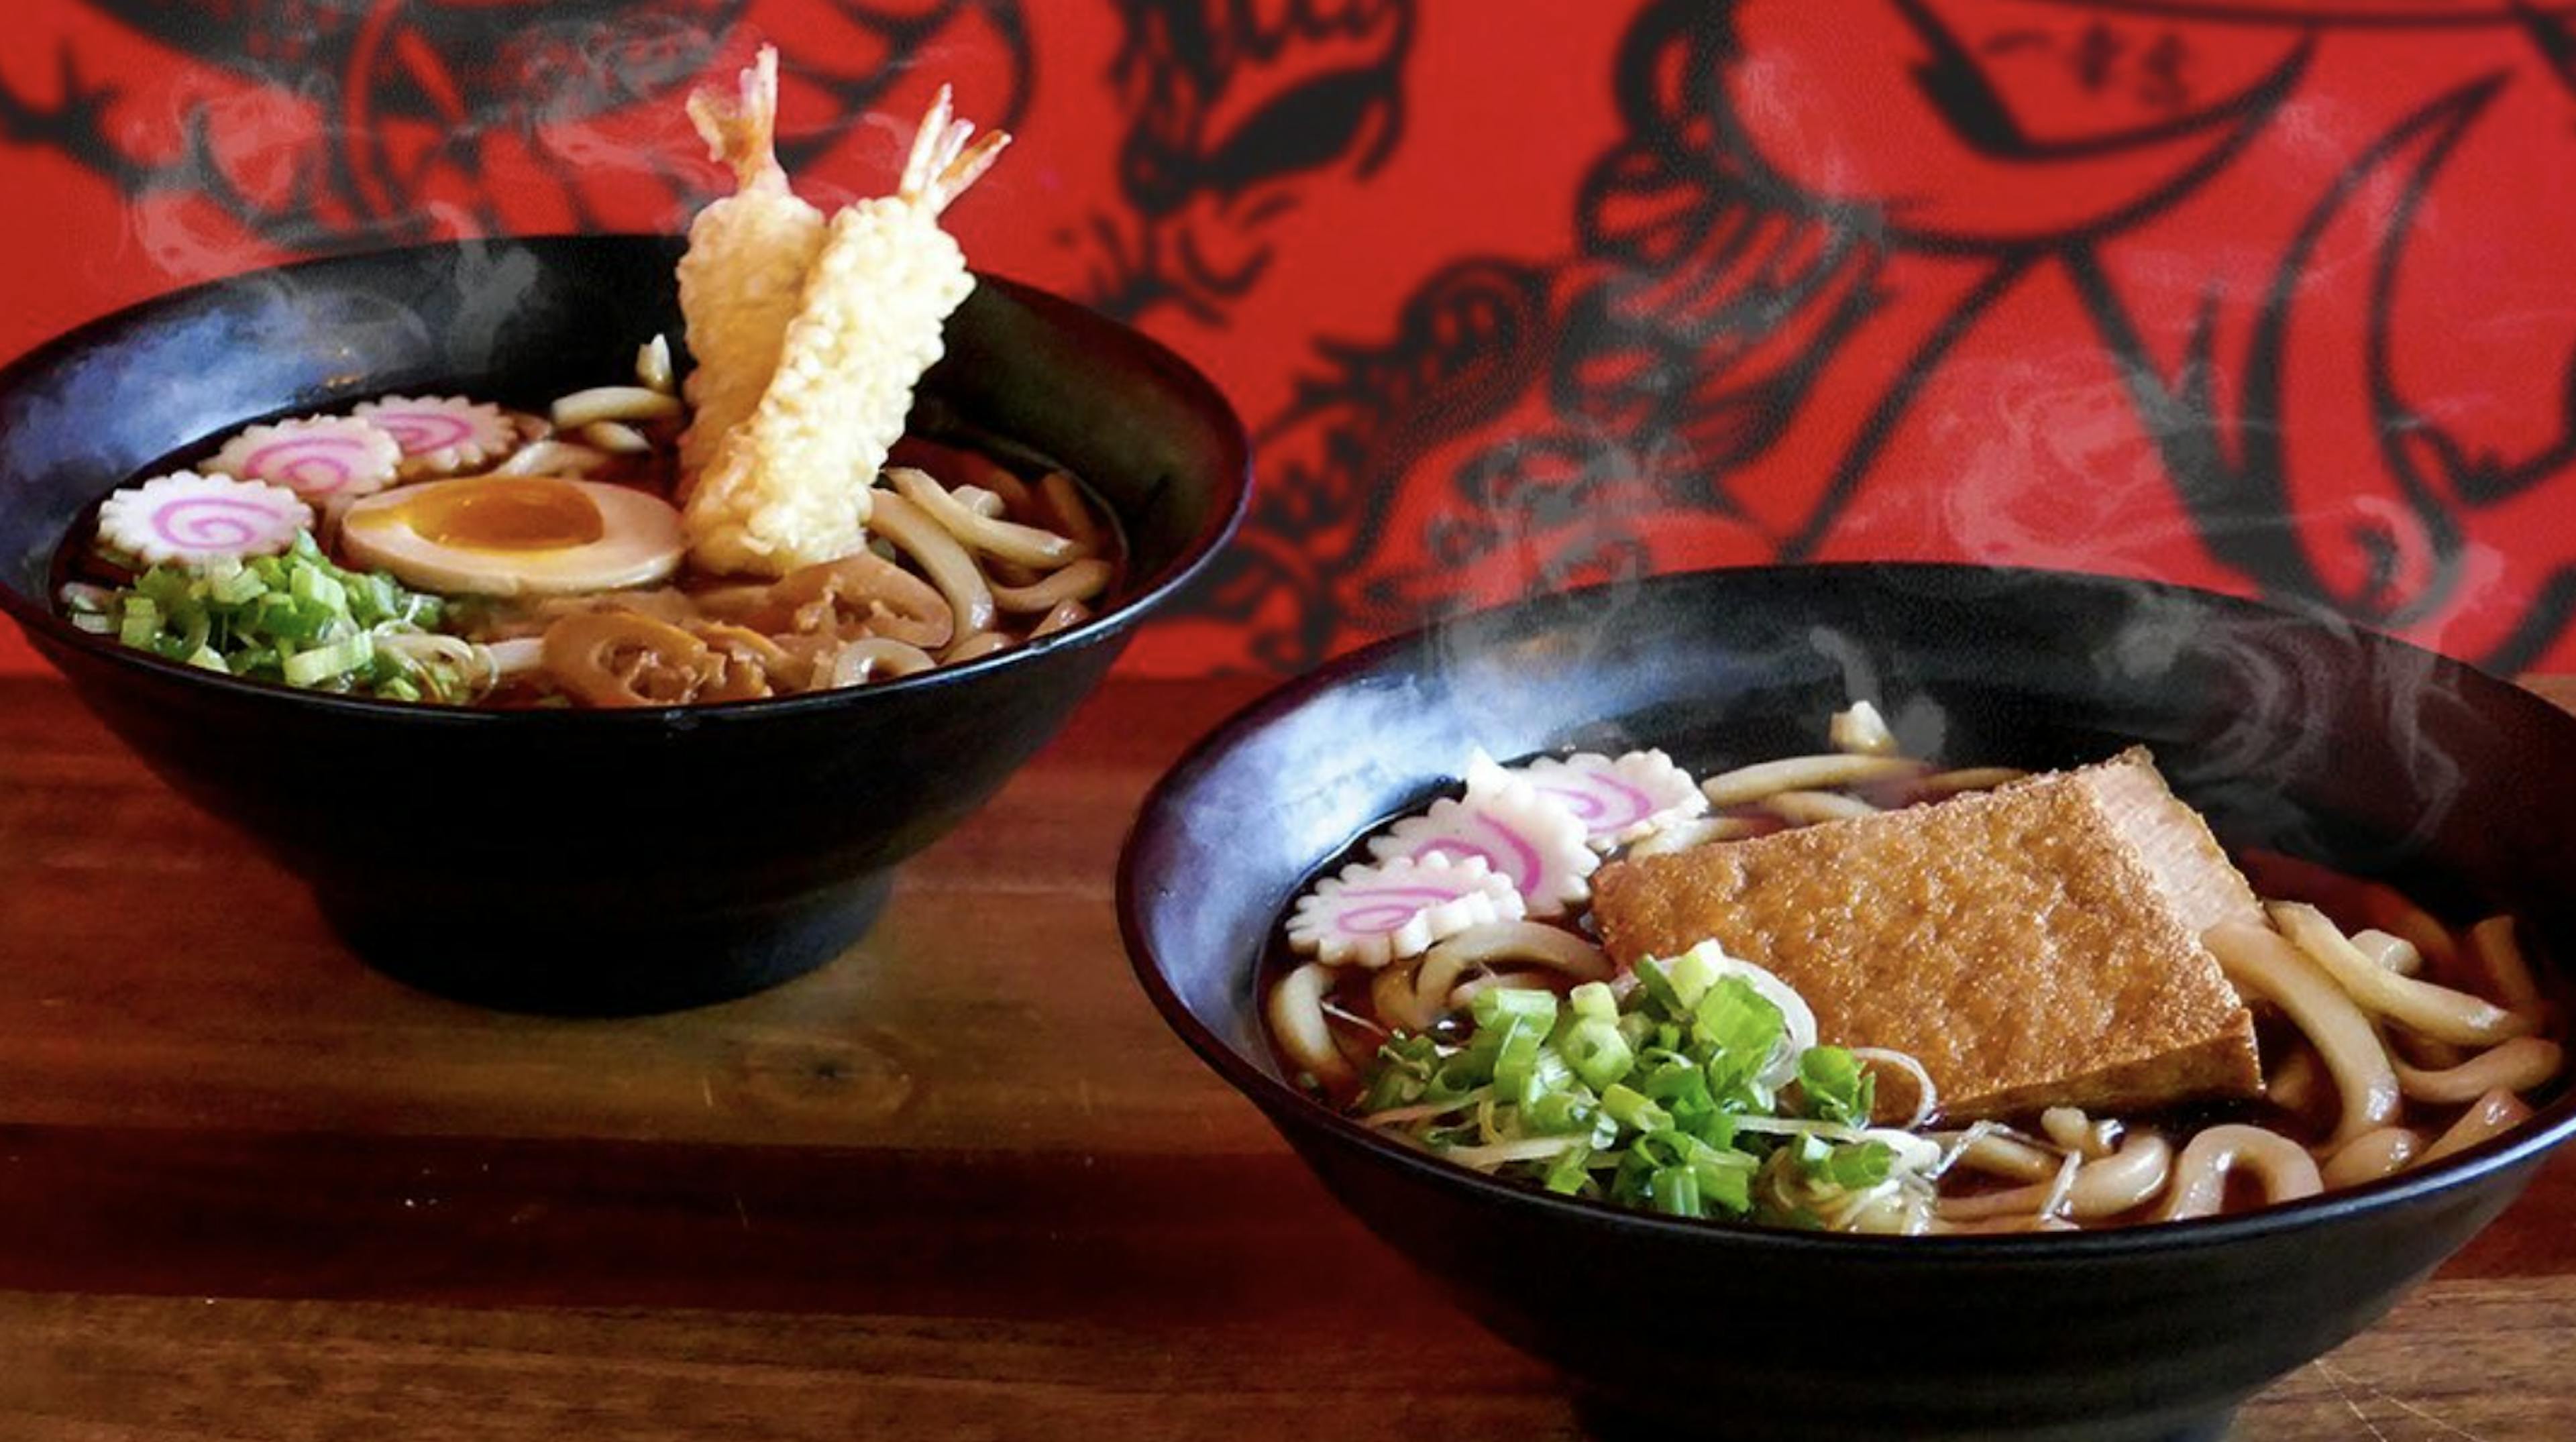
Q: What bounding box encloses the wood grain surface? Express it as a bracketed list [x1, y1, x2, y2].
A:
[1, 674, 2570, 1441]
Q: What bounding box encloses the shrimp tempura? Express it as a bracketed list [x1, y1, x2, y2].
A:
[675, 46, 827, 483]
[682, 83, 1010, 577]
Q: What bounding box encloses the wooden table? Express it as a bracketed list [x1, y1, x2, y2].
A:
[1, 672, 2569, 1441]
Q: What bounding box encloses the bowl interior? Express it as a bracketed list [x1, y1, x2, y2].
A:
[1124, 564, 2576, 1184]
[0, 236, 1244, 656]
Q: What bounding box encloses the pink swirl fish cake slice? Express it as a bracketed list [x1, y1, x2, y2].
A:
[351, 396, 517, 478]
[1367, 753, 1599, 918]
[96, 472, 313, 567]
[1287, 854, 1525, 969]
[205, 416, 402, 501]
[1515, 749, 1708, 850]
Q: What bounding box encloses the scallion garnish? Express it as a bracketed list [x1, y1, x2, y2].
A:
[69, 529, 471, 703]
[1353, 941, 1921, 1229]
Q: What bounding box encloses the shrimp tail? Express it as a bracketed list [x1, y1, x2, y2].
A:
[675, 45, 829, 483]
[682, 83, 1010, 577]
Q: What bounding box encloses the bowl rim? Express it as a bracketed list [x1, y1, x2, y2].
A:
[0, 234, 1252, 724]
[1117, 560, 2576, 1257]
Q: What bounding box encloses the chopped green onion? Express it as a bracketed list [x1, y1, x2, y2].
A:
[1471, 986, 1558, 1032]
[1799, 1045, 1876, 1127]
[1568, 980, 1618, 1024]
[206, 562, 266, 605]
[1492, 1017, 1547, 1100]
[117, 596, 160, 647]
[76, 528, 451, 702]
[1666, 941, 1723, 1009]
[1350, 932, 1935, 1231]
[1560, 1016, 1634, 1092]
[282, 631, 374, 686]
[1541, 1142, 1594, 1196]
[1697, 977, 1784, 1103]
[1601, 1083, 1672, 1135]
[1648, 1164, 1701, 1217]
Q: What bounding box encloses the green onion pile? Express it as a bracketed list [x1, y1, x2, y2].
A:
[1358, 941, 1929, 1227]
[61, 531, 478, 703]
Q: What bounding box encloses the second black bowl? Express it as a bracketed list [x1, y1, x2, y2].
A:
[1120, 563, 2576, 1441]
[0, 236, 1248, 1014]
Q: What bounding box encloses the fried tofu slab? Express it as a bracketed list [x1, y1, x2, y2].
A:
[1591, 748, 2263, 1121]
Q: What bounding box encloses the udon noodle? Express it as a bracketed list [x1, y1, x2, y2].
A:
[1263, 706, 2565, 1234]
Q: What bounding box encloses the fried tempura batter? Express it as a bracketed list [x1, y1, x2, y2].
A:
[680, 67, 1010, 577]
[675, 46, 827, 484]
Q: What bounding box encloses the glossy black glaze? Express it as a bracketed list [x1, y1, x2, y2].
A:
[1118, 565, 2576, 1442]
[0, 237, 1248, 1014]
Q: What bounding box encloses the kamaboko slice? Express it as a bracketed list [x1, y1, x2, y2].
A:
[96, 472, 313, 567]
[1513, 750, 1707, 850]
[205, 416, 401, 502]
[682, 82, 1008, 576]
[674, 44, 827, 481]
[1368, 753, 1598, 918]
[1287, 854, 1525, 969]
[350, 396, 517, 478]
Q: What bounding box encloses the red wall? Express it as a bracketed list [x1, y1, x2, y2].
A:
[9, 0, 2576, 677]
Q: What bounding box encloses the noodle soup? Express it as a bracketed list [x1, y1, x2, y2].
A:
[52, 380, 1124, 708]
[45, 47, 1089, 710]
[1261, 705, 2566, 1234]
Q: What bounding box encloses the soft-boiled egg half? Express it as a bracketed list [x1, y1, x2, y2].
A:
[339, 475, 686, 596]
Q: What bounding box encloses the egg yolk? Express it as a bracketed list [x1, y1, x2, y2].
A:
[390, 478, 606, 552]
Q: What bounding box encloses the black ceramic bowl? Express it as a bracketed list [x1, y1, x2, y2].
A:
[1118, 565, 2576, 1442]
[0, 235, 1246, 1014]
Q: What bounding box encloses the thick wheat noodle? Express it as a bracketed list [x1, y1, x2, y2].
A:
[2469, 916, 2547, 1017]
[2348, 929, 2424, 977]
[1269, 962, 1354, 1087]
[2206, 922, 2402, 1144]
[939, 630, 1014, 664]
[889, 465, 1087, 567]
[2418, 1088, 2535, 1166]
[2319, 1126, 2424, 1189]
[1448, 970, 1559, 1007]
[1764, 789, 1880, 824]
[1944, 1129, 2061, 1184]
[1853, 1047, 1941, 1129]
[1701, 753, 1926, 806]
[1937, 1132, 2174, 1222]
[1038, 470, 1104, 552]
[2156, 1125, 2324, 1221]
[866, 490, 996, 638]
[894, 436, 1034, 512]
[2394, 1030, 2469, 1070]
[1370, 964, 1419, 1033]
[828, 637, 937, 685]
[1829, 702, 1898, 756]
[1400, 922, 1612, 1031]
[2363, 889, 2461, 973]
[2391, 1036, 2562, 1104]
[2271, 903, 2529, 1046]
[952, 485, 1007, 518]
[1623, 815, 1764, 857]
[2265, 1043, 2324, 1113]
[1933, 1213, 2082, 1235]
[991, 559, 1113, 615]
[1913, 766, 2030, 797]
[2041, 1106, 2121, 1159]
[1031, 598, 1090, 636]
[490, 439, 612, 476]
